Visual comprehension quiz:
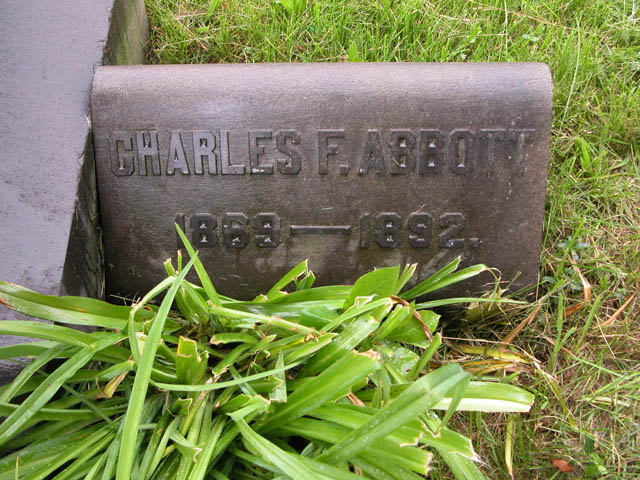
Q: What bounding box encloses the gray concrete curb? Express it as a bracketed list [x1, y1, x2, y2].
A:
[0, 0, 149, 383]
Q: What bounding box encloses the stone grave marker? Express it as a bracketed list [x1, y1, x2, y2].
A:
[91, 63, 552, 299]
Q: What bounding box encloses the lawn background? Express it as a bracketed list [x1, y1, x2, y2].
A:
[143, 1, 639, 478]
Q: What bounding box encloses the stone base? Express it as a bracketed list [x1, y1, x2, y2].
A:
[0, 0, 149, 383]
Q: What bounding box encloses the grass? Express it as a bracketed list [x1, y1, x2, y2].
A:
[142, 1, 640, 478]
[0, 255, 535, 479]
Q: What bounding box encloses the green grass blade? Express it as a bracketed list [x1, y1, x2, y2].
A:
[0, 344, 67, 403]
[352, 456, 419, 480]
[276, 417, 433, 475]
[0, 333, 121, 448]
[0, 341, 59, 360]
[407, 332, 441, 381]
[208, 304, 321, 336]
[371, 304, 412, 344]
[297, 455, 364, 480]
[175, 223, 221, 306]
[116, 256, 195, 480]
[258, 350, 380, 433]
[189, 414, 226, 480]
[400, 257, 461, 299]
[48, 431, 115, 480]
[270, 350, 287, 403]
[415, 296, 525, 309]
[262, 285, 350, 304]
[325, 297, 393, 332]
[0, 321, 100, 348]
[396, 264, 417, 294]
[266, 260, 308, 300]
[282, 333, 334, 364]
[0, 281, 150, 330]
[299, 316, 378, 377]
[127, 276, 175, 365]
[235, 418, 324, 480]
[18, 426, 112, 480]
[310, 402, 478, 460]
[431, 381, 535, 413]
[343, 265, 400, 309]
[437, 448, 487, 480]
[319, 363, 470, 464]
[402, 264, 489, 300]
[145, 417, 181, 479]
[137, 411, 170, 479]
[151, 360, 301, 391]
[82, 446, 110, 480]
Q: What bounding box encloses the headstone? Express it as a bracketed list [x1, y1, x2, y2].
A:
[91, 63, 552, 299]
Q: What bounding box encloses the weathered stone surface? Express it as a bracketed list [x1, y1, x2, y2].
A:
[92, 63, 552, 300]
[0, 0, 148, 383]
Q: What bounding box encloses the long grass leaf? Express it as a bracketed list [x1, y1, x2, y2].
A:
[431, 381, 535, 412]
[319, 363, 469, 464]
[152, 360, 301, 391]
[403, 264, 489, 300]
[116, 257, 195, 480]
[18, 426, 112, 479]
[0, 341, 60, 360]
[299, 316, 378, 377]
[0, 344, 67, 403]
[190, 414, 226, 480]
[258, 350, 380, 433]
[175, 224, 221, 306]
[235, 419, 324, 480]
[0, 282, 152, 330]
[309, 403, 478, 460]
[276, 417, 433, 475]
[48, 431, 115, 480]
[437, 448, 487, 480]
[266, 260, 308, 300]
[0, 333, 121, 447]
[400, 257, 461, 299]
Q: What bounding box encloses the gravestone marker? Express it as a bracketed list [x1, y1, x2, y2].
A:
[91, 63, 552, 299]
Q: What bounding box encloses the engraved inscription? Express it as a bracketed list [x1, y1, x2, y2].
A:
[135, 131, 160, 176]
[249, 130, 273, 175]
[192, 131, 217, 175]
[376, 212, 402, 248]
[388, 130, 416, 174]
[408, 212, 433, 248]
[276, 130, 302, 175]
[109, 127, 537, 177]
[478, 129, 505, 167]
[110, 131, 135, 176]
[220, 130, 245, 175]
[318, 130, 348, 175]
[167, 130, 189, 175]
[448, 129, 474, 174]
[418, 129, 445, 175]
[359, 213, 371, 248]
[191, 214, 217, 248]
[175, 211, 481, 252]
[358, 130, 386, 176]
[254, 213, 280, 248]
[290, 225, 351, 235]
[438, 213, 466, 248]
[222, 213, 248, 249]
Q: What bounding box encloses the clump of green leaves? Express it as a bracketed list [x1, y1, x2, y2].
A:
[0, 230, 532, 479]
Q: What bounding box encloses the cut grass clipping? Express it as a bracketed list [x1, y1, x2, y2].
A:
[0, 230, 533, 479]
